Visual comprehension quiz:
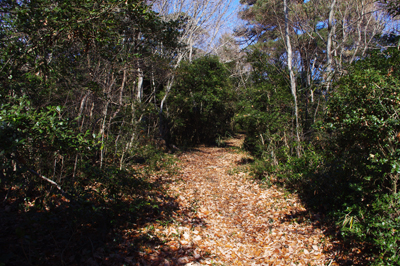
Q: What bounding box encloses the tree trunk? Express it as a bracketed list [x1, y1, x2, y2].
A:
[137, 66, 144, 102]
[326, 0, 336, 92]
[99, 75, 115, 168]
[284, 0, 301, 156]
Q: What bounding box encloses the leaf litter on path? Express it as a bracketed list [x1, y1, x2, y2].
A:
[123, 136, 353, 265]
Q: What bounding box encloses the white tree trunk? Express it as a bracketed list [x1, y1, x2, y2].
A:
[284, 0, 301, 155]
[137, 66, 143, 102]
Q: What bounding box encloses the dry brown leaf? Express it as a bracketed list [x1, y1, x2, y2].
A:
[124, 136, 348, 265]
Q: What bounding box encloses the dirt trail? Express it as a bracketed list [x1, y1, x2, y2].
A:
[138, 135, 339, 265]
[0, 136, 361, 266]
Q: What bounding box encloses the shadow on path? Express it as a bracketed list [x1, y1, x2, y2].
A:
[0, 172, 209, 266]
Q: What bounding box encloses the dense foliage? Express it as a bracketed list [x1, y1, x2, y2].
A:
[235, 50, 293, 159]
[235, 0, 400, 263]
[322, 48, 400, 264]
[0, 0, 181, 194]
[168, 56, 235, 146]
[242, 46, 400, 264]
[0, 1, 182, 264]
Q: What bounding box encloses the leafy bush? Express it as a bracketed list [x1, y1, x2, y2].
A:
[168, 56, 235, 146]
[322, 47, 400, 264]
[244, 47, 400, 264]
[0, 96, 94, 191]
[235, 49, 293, 160]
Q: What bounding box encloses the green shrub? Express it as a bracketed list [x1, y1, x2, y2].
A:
[235, 49, 294, 159]
[168, 56, 235, 145]
[247, 47, 400, 264]
[0, 96, 94, 191]
[318, 47, 400, 264]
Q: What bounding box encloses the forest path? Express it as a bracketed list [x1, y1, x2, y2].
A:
[134, 135, 340, 265]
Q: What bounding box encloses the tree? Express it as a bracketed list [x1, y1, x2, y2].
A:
[325, 0, 336, 92]
[0, 0, 181, 195]
[237, 0, 390, 151]
[284, 0, 300, 155]
[149, 0, 238, 120]
[235, 49, 293, 161]
[168, 56, 235, 145]
[322, 47, 400, 264]
[237, 0, 302, 151]
[214, 33, 250, 93]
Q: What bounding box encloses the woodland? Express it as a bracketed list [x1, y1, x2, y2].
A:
[1, 0, 400, 265]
